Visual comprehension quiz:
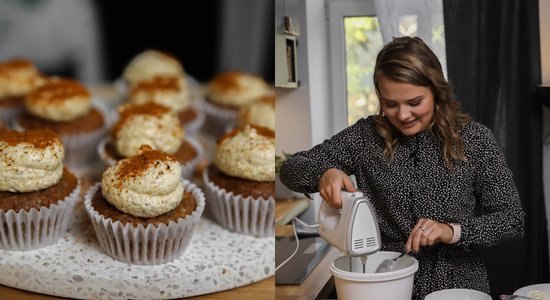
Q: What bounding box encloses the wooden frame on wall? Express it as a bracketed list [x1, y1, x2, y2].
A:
[276, 17, 299, 88]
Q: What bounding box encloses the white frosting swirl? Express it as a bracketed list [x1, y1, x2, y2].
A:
[215, 125, 275, 181]
[101, 146, 183, 218]
[122, 50, 185, 86]
[0, 129, 64, 192]
[24, 78, 91, 121]
[205, 71, 272, 107]
[128, 76, 190, 112]
[114, 104, 184, 157]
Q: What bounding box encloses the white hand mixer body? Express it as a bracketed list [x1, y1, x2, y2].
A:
[318, 191, 382, 272]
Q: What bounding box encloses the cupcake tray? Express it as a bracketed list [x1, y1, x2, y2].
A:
[0, 199, 275, 299]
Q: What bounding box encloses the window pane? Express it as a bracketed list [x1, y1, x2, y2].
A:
[344, 16, 383, 126]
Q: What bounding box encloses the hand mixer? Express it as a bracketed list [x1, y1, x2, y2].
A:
[317, 190, 382, 273]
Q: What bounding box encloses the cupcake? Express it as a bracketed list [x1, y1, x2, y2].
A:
[0, 59, 42, 127]
[127, 75, 205, 135]
[237, 95, 275, 132]
[122, 50, 185, 88]
[97, 103, 202, 179]
[202, 125, 275, 237]
[0, 128, 81, 250]
[14, 77, 106, 169]
[85, 145, 205, 265]
[202, 71, 273, 135]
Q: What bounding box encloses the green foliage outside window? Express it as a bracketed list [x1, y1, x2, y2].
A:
[344, 16, 383, 125]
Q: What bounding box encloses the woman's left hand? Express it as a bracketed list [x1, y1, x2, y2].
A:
[405, 218, 454, 253]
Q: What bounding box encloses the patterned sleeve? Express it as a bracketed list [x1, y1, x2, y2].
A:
[278, 118, 369, 194]
[457, 123, 525, 247]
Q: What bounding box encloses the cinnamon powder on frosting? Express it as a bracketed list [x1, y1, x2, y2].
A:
[27, 78, 90, 104]
[0, 128, 61, 149]
[258, 95, 275, 107]
[112, 102, 171, 138]
[115, 145, 176, 187]
[217, 124, 275, 145]
[211, 71, 243, 91]
[129, 76, 181, 96]
[0, 59, 35, 75]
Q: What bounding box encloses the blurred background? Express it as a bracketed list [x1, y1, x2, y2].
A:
[0, 0, 274, 85]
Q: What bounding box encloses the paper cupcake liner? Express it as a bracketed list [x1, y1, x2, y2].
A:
[97, 136, 203, 179]
[200, 98, 238, 136]
[0, 105, 22, 129]
[0, 179, 81, 251]
[92, 97, 119, 129]
[113, 77, 129, 101]
[96, 136, 115, 167]
[84, 180, 206, 265]
[202, 168, 275, 237]
[181, 135, 204, 179]
[183, 103, 206, 136]
[61, 125, 107, 170]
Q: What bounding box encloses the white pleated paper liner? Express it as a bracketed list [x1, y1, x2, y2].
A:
[0, 178, 81, 251]
[200, 97, 238, 136]
[60, 125, 107, 170]
[0, 105, 22, 129]
[202, 168, 275, 237]
[11, 107, 108, 170]
[84, 180, 206, 265]
[113, 77, 129, 101]
[96, 135, 203, 179]
[183, 103, 206, 136]
[181, 136, 204, 178]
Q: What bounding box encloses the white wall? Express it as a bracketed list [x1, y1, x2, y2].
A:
[275, 0, 334, 156]
[276, 0, 312, 155]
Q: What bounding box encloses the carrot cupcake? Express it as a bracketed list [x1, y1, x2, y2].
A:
[127, 75, 204, 135]
[85, 145, 205, 264]
[0, 59, 41, 127]
[122, 50, 185, 88]
[0, 128, 80, 250]
[202, 71, 273, 135]
[14, 77, 106, 169]
[97, 103, 202, 179]
[202, 125, 275, 237]
[237, 95, 275, 132]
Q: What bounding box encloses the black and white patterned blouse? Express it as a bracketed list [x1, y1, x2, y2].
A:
[279, 116, 524, 299]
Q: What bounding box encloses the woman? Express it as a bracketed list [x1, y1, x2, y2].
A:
[279, 36, 524, 299]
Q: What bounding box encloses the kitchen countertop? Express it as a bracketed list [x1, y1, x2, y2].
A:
[0, 278, 275, 300]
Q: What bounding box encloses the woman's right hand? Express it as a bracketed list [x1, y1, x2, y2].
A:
[319, 168, 357, 208]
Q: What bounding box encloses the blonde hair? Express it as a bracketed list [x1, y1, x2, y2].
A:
[372, 36, 471, 168]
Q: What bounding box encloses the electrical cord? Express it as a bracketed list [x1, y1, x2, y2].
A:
[275, 218, 319, 272]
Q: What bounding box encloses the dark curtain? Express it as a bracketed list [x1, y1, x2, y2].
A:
[444, 0, 549, 298]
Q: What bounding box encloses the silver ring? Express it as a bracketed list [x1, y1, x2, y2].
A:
[420, 226, 426, 231]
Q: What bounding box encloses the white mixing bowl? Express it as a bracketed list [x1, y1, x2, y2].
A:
[330, 251, 418, 300]
[424, 288, 491, 300]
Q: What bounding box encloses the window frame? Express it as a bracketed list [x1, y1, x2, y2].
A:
[328, 0, 377, 133]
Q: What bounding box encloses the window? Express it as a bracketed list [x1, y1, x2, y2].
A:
[343, 16, 383, 125]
